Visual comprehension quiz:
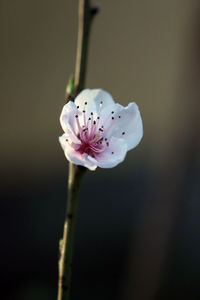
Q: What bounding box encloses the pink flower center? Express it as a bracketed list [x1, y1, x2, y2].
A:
[66, 101, 125, 158]
[74, 109, 107, 158]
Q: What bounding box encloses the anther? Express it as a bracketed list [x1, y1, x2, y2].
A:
[100, 101, 103, 104]
[106, 142, 109, 146]
[83, 110, 85, 113]
[122, 132, 125, 135]
[66, 139, 68, 142]
[77, 106, 79, 109]
[112, 152, 114, 154]
[112, 117, 114, 120]
[75, 115, 78, 118]
[111, 111, 114, 114]
[97, 116, 100, 119]
[93, 121, 96, 125]
[91, 112, 93, 115]
[119, 116, 121, 118]
[85, 102, 87, 105]
[88, 117, 91, 120]
[105, 138, 108, 141]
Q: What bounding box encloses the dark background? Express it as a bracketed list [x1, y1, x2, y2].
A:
[1, 0, 200, 299]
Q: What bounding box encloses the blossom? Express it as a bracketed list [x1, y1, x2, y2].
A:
[59, 89, 143, 171]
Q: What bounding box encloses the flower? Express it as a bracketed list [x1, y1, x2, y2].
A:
[59, 89, 143, 171]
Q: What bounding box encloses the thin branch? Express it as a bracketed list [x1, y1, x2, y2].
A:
[57, 1, 99, 299]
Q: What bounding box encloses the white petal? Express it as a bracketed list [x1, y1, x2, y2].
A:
[60, 101, 79, 133]
[59, 135, 97, 171]
[96, 137, 128, 168]
[74, 89, 115, 120]
[106, 102, 143, 151]
[59, 134, 67, 151]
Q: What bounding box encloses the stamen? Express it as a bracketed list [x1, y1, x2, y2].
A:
[122, 132, 125, 135]
[75, 115, 83, 138]
[89, 135, 99, 144]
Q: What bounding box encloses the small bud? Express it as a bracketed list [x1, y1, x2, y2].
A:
[66, 74, 75, 95]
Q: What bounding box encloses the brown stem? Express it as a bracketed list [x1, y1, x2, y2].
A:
[57, 164, 86, 300]
[57, 1, 98, 300]
[75, 0, 95, 94]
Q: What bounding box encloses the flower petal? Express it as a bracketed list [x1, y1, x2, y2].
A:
[60, 101, 81, 144]
[106, 102, 143, 151]
[60, 101, 79, 132]
[59, 134, 97, 170]
[74, 89, 115, 120]
[96, 137, 128, 168]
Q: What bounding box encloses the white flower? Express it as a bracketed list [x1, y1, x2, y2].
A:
[59, 89, 143, 171]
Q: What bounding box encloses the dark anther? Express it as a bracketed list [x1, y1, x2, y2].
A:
[88, 117, 91, 120]
[105, 138, 107, 141]
[106, 142, 109, 146]
[112, 152, 114, 154]
[91, 112, 93, 115]
[85, 102, 87, 105]
[111, 111, 114, 114]
[66, 139, 68, 142]
[93, 121, 96, 124]
[77, 106, 79, 109]
[83, 110, 85, 113]
[97, 116, 100, 119]
[75, 115, 78, 118]
[119, 116, 121, 118]
[112, 117, 114, 120]
[122, 132, 125, 135]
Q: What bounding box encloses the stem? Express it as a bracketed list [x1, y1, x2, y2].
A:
[57, 1, 98, 300]
[75, 0, 92, 93]
[58, 164, 86, 300]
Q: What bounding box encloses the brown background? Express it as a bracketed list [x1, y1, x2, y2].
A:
[0, 1, 200, 299]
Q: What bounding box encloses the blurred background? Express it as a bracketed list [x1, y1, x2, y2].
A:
[1, 0, 200, 299]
